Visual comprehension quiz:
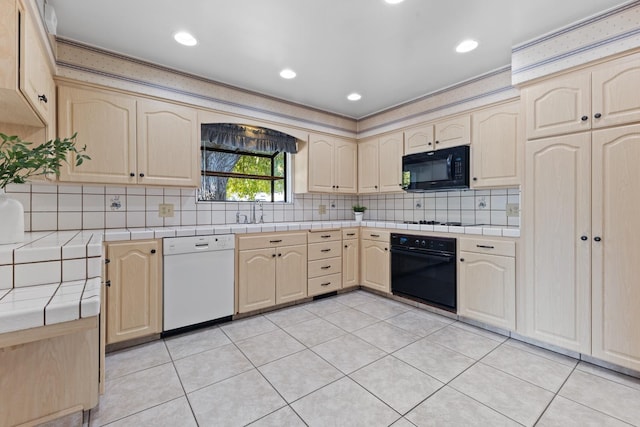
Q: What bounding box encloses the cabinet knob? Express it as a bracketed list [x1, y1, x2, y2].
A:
[130, 172, 135, 177]
[332, 185, 336, 188]
[594, 113, 602, 119]
[581, 116, 588, 122]
[594, 236, 602, 242]
[460, 258, 465, 262]
[435, 140, 440, 144]
[428, 142, 432, 146]
[272, 253, 276, 258]
[278, 253, 282, 257]
[374, 185, 378, 189]
[580, 236, 588, 241]
[336, 185, 339, 189]
[473, 177, 477, 181]
[104, 258, 110, 264]
[105, 280, 111, 287]
[38, 94, 48, 103]
[139, 173, 145, 178]
[344, 245, 348, 248]
[150, 249, 156, 254]
[384, 247, 388, 251]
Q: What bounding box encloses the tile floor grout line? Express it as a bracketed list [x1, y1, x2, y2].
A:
[502, 338, 580, 367]
[531, 361, 580, 426]
[161, 339, 201, 426]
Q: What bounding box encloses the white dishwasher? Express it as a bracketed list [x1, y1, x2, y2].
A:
[163, 234, 235, 333]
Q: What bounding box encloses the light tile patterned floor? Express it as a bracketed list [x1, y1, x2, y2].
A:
[90, 290, 640, 426]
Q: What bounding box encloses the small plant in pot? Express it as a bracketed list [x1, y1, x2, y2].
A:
[352, 205, 367, 222]
[0, 133, 89, 244]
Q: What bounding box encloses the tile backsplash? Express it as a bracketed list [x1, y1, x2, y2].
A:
[4, 183, 519, 231]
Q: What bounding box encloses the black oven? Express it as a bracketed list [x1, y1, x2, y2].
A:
[402, 145, 470, 191]
[390, 233, 457, 312]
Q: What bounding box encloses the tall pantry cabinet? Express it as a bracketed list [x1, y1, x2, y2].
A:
[521, 52, 640, 370]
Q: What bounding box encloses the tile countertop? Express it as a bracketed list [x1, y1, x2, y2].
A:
[0, 221, 518, 335]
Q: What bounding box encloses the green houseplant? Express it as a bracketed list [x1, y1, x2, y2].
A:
[0, 133, 89, 244]
[352, 204, 367, 222]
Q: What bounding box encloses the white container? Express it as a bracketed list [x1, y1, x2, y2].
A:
[354, 212, 364, 222]
[0, 189, 24, 244]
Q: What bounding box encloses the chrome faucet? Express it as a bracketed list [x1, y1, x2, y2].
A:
[251, 199, 264, 224]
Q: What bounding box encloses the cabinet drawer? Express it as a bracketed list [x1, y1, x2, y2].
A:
[308, 241, 342, 260]
[342, 228, 359, 240]
[361, 229, 390, 242]
[308, 257, 342, 278]
[459, 238, 515, 257]
[237, 232, 307, 250]
[308, 273, 342, 296]
[308, 230, 341, 243]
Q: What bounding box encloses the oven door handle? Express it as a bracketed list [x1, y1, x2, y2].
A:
[390, 246, 455, 261]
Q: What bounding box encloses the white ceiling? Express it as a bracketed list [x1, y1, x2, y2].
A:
[47, 0, 627, 119]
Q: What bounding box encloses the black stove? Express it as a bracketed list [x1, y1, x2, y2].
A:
[402, 220, 469, 226]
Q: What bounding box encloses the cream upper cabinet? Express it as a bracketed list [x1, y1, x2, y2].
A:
[358, 132, 404, 194]
[357, 139, 379, 193]
[591, 124, 640, 371]
[379, 133, 404, 192]
[524, 73, 591, 140]
[58, 84, 137, 184]
[458, 238, 516, 331]
[360, 234, 390, 293]
[58, 84, 200, 186]
[471, 101, 521, 188]
[434, 115, 471, 150]
[308, 134, 357, 193]
[591, 54, 640, 129]
[237, 247, 277, 313]
[0, 0, 54, 130]
[404, 125, 434, 154]
[522, 132, 592, 353]
[137, 99, 199, 187]
[105, 240, 162, 344]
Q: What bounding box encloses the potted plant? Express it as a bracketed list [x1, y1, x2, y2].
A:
[0, 133, 89, 244]
[352, 204, 367, 222]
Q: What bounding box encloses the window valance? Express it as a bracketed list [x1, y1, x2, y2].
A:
[201, 123, 298, 154]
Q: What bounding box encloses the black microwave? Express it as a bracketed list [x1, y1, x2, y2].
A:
[402, 145, 470, 191]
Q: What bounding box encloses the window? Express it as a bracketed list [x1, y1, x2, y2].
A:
[198, 124, 297, 202]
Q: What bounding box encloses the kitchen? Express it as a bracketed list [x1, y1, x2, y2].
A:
[1, 0, 640, 426]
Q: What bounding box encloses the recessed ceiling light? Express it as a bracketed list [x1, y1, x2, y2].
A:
[385, 0, 404, 4]
[174, 31, 197, 46]
[456, 39, 478, 53]
[347, 93, 362, 101]
[280, 69, 297, 79]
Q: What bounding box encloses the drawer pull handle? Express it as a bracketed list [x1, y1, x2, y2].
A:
[321, 235, 332, 238]
[195, 243, 209, 248]
[270, 239, 282, 243]
[346, 233, 355, 236]
[321, 282, 331, 287]
[370, 234, 380, 238]
[321, 266, 331, 270]
[476, 245, 495, 249]
[321, 249, 331, 253]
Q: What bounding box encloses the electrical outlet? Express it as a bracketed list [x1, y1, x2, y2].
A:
[318, 204, 327, 214]
[158, 203, 174, 218]
[506, 203, 519, 217]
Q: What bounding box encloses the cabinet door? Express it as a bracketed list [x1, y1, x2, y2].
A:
[334, 140, 357, 193]
[591, 124, 640, 371]
[358, 139, 379, 193]
[276, 244, 307, 304]
[471, 102, 521, 188]
[404, 125, 434, 154]
[58, 85, 137, 184]
[524, 73, 591, 139]
[137, 99, 199, 187]
[523, 132, 591, 353]
[238, 248, 276, 313]
[360, 239, 390, 293]
[459, 252, 515, 330]
[343, 239, 359, 288]
[378, 132, 404, 192]
[106, 240, 161, 344]
[434, 115, 470, 149]
[592, 55, 640, 129]
[308, 135, 335, 192]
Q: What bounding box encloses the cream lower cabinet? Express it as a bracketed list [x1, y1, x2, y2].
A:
[360, 230, 390, 293]
[237, 232, 307, 313]
[342, 228, 359, 288]
[308, 230, 342, 296]
[105, 240, 162, 344]
[471, 101, 521, 188]
[458, 238, 516, 330]
[58, 83, 199, 186]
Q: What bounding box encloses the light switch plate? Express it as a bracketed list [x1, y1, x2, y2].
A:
[159, 203, 174, 218]
[506, 203, 519, 217]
